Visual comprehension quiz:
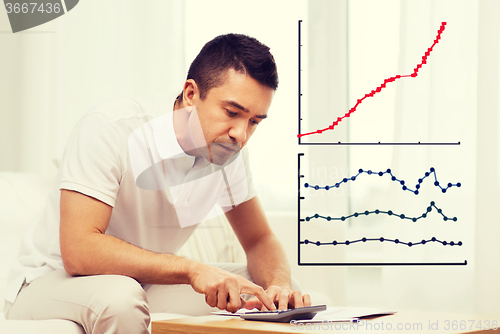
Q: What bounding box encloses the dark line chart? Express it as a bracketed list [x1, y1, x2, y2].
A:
[297, 21, 459, 145]
[304, 201, 457, 223]
[301, 237, 463, 247]
[304, 168, 462, 195]
[297, 153, 467, 266]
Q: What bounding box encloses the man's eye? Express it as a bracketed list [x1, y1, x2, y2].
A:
[250, 119, 259, 125]
[226, 110, 237, 117]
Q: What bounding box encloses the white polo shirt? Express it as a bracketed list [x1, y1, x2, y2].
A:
[5, 94, 255, 304]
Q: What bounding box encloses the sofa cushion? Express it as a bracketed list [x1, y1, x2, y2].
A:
[0, 173, 50, 312]
[176, 215, 245, 263]
[0, 316, 86, 334]
[0, 312, 189, 333]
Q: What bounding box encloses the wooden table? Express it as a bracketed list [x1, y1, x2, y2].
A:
[152, 310, 500, 334]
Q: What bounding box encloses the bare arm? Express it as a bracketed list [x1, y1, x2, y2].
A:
[59, 189, 274, 312]
[60, 189, 195, 283]
[225, 196, 311, 309]
[225, 196, 290, 288]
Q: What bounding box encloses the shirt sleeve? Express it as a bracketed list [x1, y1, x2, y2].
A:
[59, 112, 124, 207]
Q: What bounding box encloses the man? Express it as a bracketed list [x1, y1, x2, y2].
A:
[4, 34, 311, 333]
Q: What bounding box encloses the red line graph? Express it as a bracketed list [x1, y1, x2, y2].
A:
[298, 22, 447, 138]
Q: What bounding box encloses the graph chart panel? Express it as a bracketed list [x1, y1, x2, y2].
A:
[298, 19, 461, 145]
[298, 148, 469, 266]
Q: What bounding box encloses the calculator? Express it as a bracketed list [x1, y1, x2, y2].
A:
[240, 305, 327, 323]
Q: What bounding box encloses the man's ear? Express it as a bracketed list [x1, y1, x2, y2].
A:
[182, 79, 199, 107]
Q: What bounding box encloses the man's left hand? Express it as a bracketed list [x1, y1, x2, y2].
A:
[244, 285, 312, 310]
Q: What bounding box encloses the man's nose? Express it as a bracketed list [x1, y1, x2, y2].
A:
[229, 119, 248, 143]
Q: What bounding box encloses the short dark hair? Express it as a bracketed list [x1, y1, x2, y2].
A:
[185, 33, 278, 100]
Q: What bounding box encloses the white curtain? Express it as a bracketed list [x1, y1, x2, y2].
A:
[307, 0, 500, 314]
[301, 0, 350, 306]
[0, 0, 186, 179]
[383, 0, 479, 314]
[384, 0, 500, 315]
[473, 0, 500, 315]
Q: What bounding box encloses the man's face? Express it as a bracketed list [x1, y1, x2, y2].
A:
[190, 69, 274, 165]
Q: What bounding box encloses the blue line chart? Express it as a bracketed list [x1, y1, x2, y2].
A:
[304, 201, 457, 223]
[297, 154, 466, 266]
[304, 168, 461, 195]
[301, 237, 463, 247]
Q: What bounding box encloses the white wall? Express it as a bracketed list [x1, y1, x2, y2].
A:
[185, 0, 307, 213]
[0, 0, 186, 179]
[305, 0, 500, 315]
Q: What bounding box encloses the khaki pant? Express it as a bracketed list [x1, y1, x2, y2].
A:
[5, 263, 286, 334]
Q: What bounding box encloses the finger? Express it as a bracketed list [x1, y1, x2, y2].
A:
[226, 284, 242, 313]
[205, 289, 217, 308]
[263, 286, 281, 311]
[216, 285, 228, 310]
[303, 293, 312, 307]
[265, 286, 280, 302]
[291, 291, 304, 308]
[257, 288, 276, 311]
[244, 297, 262, 310]
[239, 296, 246, 310]
[278, 288, 290, 310]
[240, 281, 276, 311]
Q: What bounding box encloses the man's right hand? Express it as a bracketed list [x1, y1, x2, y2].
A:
[188, 263, 275, 313]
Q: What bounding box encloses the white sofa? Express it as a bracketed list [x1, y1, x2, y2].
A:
[0, 172, 84, 333]
[0, 172, 330, 333]
[0, 172, 248, 333]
